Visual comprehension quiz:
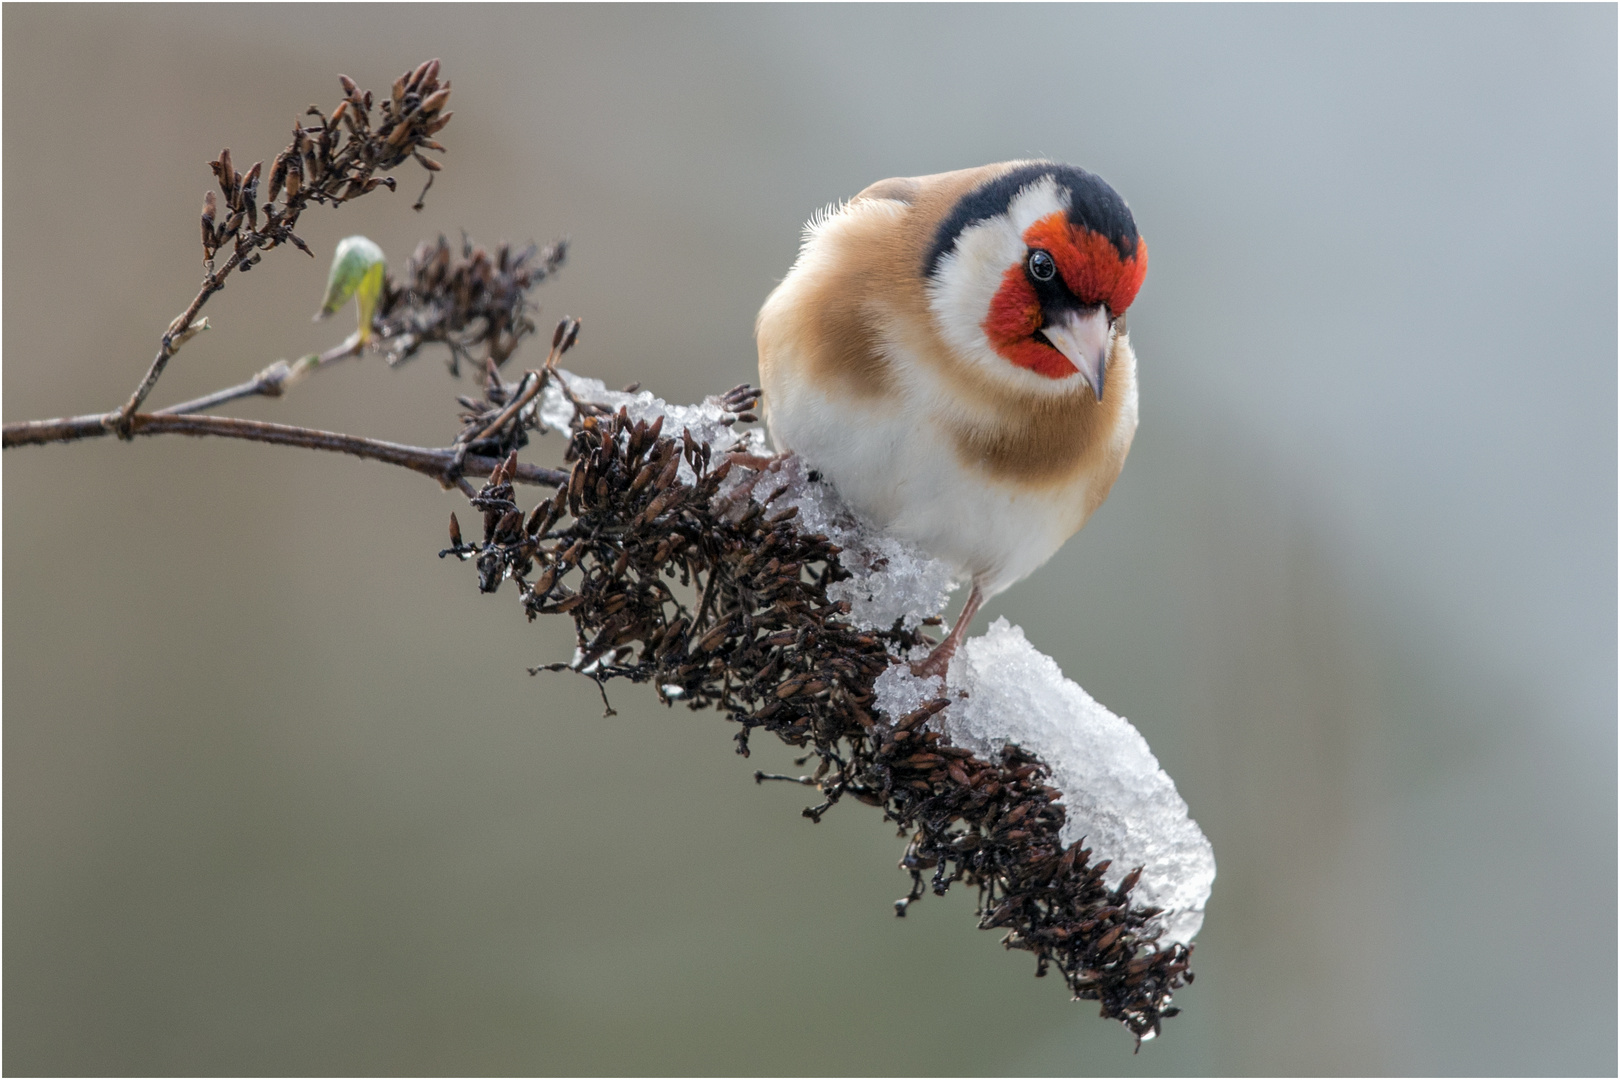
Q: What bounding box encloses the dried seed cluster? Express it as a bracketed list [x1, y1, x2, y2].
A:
[375, 234, 568, 373]
[200, 59, 452, 273]
[445, 408, 1195, 1041]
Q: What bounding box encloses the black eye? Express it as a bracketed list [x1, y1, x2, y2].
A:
[1027, 249, 1056, 282]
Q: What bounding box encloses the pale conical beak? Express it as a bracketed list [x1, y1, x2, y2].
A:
[1041, 305, 1112, 400]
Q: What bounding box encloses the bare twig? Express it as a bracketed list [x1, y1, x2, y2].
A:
[113, 258, 243, 432]
[462, 369, 544, 447]
[3, 411, 566, 488]
[154, 336, 365, 417]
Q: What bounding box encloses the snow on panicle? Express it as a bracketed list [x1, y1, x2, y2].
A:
[539, 369, 766, 483]
[873, 625, 1215, 945]
[554, 372, 1213, 942]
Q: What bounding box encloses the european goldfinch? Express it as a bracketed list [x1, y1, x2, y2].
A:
[755, 161, 1147, 673]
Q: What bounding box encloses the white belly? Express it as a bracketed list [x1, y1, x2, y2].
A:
[763, 368, 1122, 598]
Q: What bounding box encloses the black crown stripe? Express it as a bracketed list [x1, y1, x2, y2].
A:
[923, 163, 1139, 281]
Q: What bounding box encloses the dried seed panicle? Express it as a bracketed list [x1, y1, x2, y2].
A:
[196, 59, 451, 278]
[374, 234, 567, 376]
[446, 405, 1195, 1041]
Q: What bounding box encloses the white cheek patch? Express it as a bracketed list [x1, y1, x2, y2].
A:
[925, 174, 1081, 395]
[927, 215, 1023, 373]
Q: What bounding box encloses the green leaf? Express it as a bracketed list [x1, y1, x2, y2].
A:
[315, 235, 386, 343]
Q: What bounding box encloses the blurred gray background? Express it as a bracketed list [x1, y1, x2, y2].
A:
[5, 5, 1614, 1075]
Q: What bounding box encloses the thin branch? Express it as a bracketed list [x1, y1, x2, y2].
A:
[461, 368, 543, 446]
[112, 253, 244, 433]
[3, 412, 567, 488]
[155, 336, 363, 417]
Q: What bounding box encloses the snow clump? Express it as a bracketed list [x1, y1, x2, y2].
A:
[539, 369, 766, 484]
[873, 623, 1215, 945]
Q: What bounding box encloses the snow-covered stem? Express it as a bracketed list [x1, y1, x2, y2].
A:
[448, 383, 1205, 1041]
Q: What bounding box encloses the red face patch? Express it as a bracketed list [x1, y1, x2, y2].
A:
[1022, 213, 1147, 316]
[980, 213, 1148, 380]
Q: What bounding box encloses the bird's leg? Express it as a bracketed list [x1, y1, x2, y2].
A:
[724, 451, 780, 471]
[911, 581, 985, 679]
[714, 449, 797, 516]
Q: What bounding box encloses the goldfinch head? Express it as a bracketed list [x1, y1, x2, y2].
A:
[924, 162, 1146, 400]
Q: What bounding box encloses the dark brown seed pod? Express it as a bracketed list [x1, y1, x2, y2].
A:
[241, 162, 261, 230]
[696, 621, 731, 653]
[639, 490, 677, 524]
[405, 58, 434, 93]
[200, 192, 217, 254]
[558, 539, 586, 567]
[419, 87, 452, 117]
[217, 148, 235, 198]
[266, 153, 288, 204]
[654, 454, 680, 492]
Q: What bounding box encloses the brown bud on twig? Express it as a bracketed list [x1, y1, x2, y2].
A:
[241, 161, 261, 231]
[266, 153, 288, 204]
[406, 58, 434, 93]
[419, 87, 452, 117]
[200, 191, 217, 255]
[338, 73, 360, 101]
[216, 147, 235, 201]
